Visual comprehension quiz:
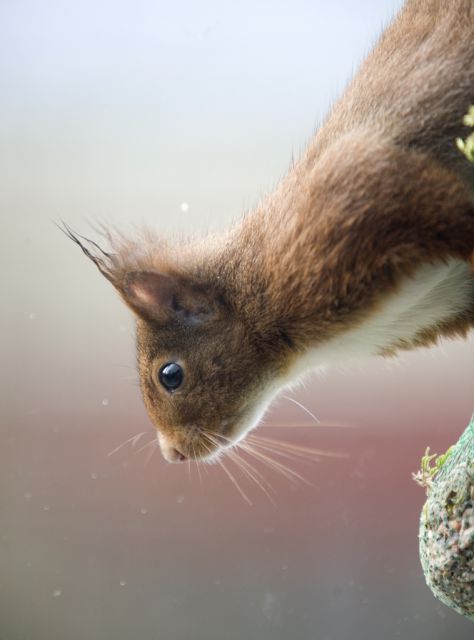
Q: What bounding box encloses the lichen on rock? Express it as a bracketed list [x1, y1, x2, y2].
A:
[417, 416, 474, 621]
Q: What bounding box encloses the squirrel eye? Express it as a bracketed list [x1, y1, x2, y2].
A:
[158, 362, 184, 391]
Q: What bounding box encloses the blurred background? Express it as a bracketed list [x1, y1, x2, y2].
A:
[1, 0, 473, 638]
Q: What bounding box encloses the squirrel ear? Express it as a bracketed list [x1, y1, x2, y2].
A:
[123, 271, 175, 316]
[122, 271, 214, 325]
[58, 225, 217, 324]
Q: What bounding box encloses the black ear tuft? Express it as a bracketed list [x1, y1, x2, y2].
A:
[58, 221, 116, 283]
[60, 221, 217, 326]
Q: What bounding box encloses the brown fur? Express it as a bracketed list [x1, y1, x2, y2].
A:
[65, 0, 474, 462]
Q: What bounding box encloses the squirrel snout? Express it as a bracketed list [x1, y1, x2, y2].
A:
[169, 448, 187, 463]
[157, 434, 188, 463]
[162, 445, 187, 463]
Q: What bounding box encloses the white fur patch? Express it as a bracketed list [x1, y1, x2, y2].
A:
[215, 259, 473, 453]
[292, 258, 473, 371]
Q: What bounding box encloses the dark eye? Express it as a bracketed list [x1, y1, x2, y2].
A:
[158, 362, 184, 391]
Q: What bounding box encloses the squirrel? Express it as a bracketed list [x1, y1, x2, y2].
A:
[64, 0, 474, 463]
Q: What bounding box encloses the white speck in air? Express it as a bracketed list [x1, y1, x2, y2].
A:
[43, 505, 50, 511]
[119, 580, 126, 587]
[180, 202, 189, 212]
[262, 592, 280, 622]
[140, 507, 148, 515]
[101, 399, 109, 406]
[52, 590, 62, 597]
[90, 472, 98, 480]
[28, 312, 36, 320]
[24, 491, 32, 500]
[177, 495, 184, 504]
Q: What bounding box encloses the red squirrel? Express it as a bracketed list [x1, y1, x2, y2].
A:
[65, 0, 474, 463]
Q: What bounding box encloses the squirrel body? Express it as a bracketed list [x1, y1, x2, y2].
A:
[67, 0, 474, 463]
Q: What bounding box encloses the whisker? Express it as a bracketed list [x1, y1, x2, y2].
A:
[218, 458, 253, 506]
[200, 429, 319, 499]
[186, 446, 192, 477]
[193, 440, 203, 485]
[246, 435, 315, 463]
[201, 431, 269, 504]
[238, 441, 312, 486]
[227, 449, 276, 504]
[202, 430, 231, 446]
[107, 431, 148, 457]
[135, 437, 159, 455]
[282, 395, 320, 424]
[199, 437, 217, 477]
[262, 421, 351, 429]
[248, 433, 347, 460]
[198, 454, 210, 474]
[200, 437, 213, 457]
[244, 438, 322, 471]
[200, 431, 218, 455]
[144, 439, 159, 466]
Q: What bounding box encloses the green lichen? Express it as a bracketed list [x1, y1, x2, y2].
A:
[413, 446, 454, 494]
[456, 105, 474, 163]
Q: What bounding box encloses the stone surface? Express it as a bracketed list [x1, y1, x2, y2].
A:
[419, 416, 474, 621]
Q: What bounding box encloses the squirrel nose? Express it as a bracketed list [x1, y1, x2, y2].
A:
[161, 443, 187, 463]
[157, 432, 188, 463]
[172, 448, 187, 462]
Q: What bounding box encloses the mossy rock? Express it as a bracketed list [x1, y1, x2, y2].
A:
[418, 416, 474, 620]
